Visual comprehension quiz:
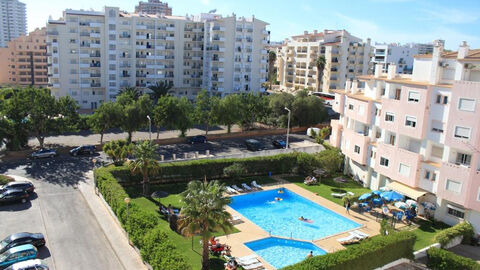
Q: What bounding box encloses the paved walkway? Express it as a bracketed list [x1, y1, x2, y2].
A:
[78, 171, 147, 270]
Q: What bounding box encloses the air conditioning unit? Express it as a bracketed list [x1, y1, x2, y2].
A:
[439, 62, 449, 68]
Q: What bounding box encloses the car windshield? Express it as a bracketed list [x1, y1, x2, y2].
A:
[0, 239, 8, 249]
[0, 250, 10, 261]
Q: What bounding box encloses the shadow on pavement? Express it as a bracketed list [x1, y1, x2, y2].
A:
[37, 245, 52, 259]
[0, 200, 32, 212]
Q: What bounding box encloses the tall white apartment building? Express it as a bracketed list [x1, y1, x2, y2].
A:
[46, 7, 269, 111]
[135, 0, 172, 16]
[0, 0, 27, 48]
[276, 30, 372, 93]
[330, 41, 480, 232]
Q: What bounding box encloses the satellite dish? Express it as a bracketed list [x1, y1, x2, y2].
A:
[209, 9, 217, 13]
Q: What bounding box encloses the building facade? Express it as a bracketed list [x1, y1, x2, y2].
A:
[0, 0, 27, 48]
[135, 0, 172, 16]
[46, 7, 269, 111]
[0, 27, 48, 86]
[330, 41, 480, 233]
[276, 30, 372, 93]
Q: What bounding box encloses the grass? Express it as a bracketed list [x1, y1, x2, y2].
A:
[124, 176, 278, 270]
[284, 173, 371, 206]
[407, 219, 450, 251]
[0, 175, 14, 185]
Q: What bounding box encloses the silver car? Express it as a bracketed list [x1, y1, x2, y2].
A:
[31, 149, 57, 159]
[5, 259, 49, 270]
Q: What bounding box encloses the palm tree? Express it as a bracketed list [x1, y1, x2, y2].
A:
[128, 140, 160, 196]
[148, 81, 173, 103]
[268, 51, 277, 90]
[179, 179, 233, 270]
[118, 87, 142, 100]
[316, 56, 326, 91]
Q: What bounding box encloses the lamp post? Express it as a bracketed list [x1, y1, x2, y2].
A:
[124, 197, 131, 240]
[146, 115, 152, 141]
[284, 107, 291, 149]
[92, 158, 98, 195]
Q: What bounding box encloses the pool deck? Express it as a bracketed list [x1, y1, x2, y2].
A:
[217, 178, 383, 270]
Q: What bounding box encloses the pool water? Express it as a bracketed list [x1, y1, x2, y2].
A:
[245, 237, 326, 269]
[229, 188, 360, 240]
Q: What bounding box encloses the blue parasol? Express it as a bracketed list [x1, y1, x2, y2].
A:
[359, 192, 372, 201]
[380, 191, 404, 202]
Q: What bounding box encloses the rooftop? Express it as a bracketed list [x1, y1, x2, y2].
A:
[414, 48, 480, 61]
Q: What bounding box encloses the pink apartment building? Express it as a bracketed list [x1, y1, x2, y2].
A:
[330, 40, 480, 233]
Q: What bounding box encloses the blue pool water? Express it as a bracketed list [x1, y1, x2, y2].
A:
[229, 188, 360, 240]
[245, 237, 326, 269]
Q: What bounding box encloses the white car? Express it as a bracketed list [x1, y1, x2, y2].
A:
[5, 259, 49, 270]
[31, 149, 57, 159]
[306, 127, 321, 138]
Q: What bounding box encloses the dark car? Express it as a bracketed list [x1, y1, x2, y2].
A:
[31, 149, 57, 159]
[0, 189, 29, 205]
[189, 135, 207, 144]
[70, 145, 96, 156]
[272, 139, 287, 149]
[0, 233, 45, 255]
[0, 181, 34, 194]
[245, 139, 266, 151]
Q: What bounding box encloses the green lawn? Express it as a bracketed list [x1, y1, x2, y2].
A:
[284, 173, 372, 206]
[407, 219, 450, 251]
[124, 176, 278, 270]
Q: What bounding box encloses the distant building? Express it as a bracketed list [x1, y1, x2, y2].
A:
[0, 28, 48, 86]
[0, 0, 27, 48]
[276, 30, 372, 93]
[135, 0, 172, 16]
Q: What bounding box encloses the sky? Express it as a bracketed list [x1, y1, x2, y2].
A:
[23, 0, 480, 50]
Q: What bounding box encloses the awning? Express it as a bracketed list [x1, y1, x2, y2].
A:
[386, 181, 428, 200]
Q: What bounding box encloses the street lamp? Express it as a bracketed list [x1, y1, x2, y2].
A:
[92, 158, 98, 195]
[146, 115, 152, 141]
[124, 197, 131, 240]
[284, 107, 291, 149]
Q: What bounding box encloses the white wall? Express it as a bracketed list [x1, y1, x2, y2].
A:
[412, 58, 432, 81]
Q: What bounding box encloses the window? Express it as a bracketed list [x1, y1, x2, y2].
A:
[348, 104, 354, 110]
[431, 120, 444, 133]
[447, 204, 464, 218]
[454, 126, 471, 139]
[443, 96, 448, 104]
[405, 116, 417, 127]
[381, 88, 386, 96]
[354, 145, 360, 154]
[456, 153, 472, 166]
[394, 88, 401, 100]
[446, 179, 462, 193]
[358, 105, 365, 115]
[408, 91, 420, 102]
[388, 134, 396, 146]
[436, 94, 448, 104]
[398, 163, 410, 177]
[385, 112, 394, 122]
[432, 172, 437, 181]
[380, 157, 389, 167]
[458, 98, 475, 112]
[424, 170, 431, 180]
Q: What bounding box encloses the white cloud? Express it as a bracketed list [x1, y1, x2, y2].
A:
[422, 7, 479, 24]
[201, 0, 210, 5]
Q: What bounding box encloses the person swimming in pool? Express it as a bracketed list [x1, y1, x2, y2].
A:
[299, 216, 313, 223]
[275, 197, 283, 201]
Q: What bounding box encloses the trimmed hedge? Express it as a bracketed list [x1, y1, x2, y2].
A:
[434, 222, 474, 247]
[0, 175, 14, 185]
[427, 247, 480, 270]
[281, 231, 416, 270]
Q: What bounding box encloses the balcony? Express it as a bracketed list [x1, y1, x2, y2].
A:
[329, 120, 343, 147]
[437, 162, 474, 206]
[90, 63, 101, 68]
[136, 24, 147, 30]
[89, 53, 101, 58]
[79, 63, 90, 68]
[136, 73, 147, 77]
[375, 142, 422, 187]
[166, 26, 175, 31]
[147, 55, 164, 60]
[90, 32, 101, 38]
[136, 55, 147, 59]
[91, 83, 101, 87]
[80, 73, 89, 78]
[342, 128, 370, 165]
[147, 74, 165, 79]
[136, 45, 147, 50]
[147, 64, 164, 69]
[344, 96, 373, 125]
[120, 34, 131, 38]
[332, 92, 345, 114]
[90, 43, 101, 48]
[166, 36, 175, 41]
[212, 26, 225, 31]
[136, 35, 147, 40]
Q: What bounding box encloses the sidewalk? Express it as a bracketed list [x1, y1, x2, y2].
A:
[78, 171, 147, 270]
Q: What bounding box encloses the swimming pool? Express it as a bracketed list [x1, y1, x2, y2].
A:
[245, 237, 326, 269]
[229, 188, 360, 240]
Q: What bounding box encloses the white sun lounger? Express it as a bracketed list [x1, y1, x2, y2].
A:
[225, 186, 237, 194]
[231, 185, 244, 192]
[231, 215, 243, 225]
[331, 193, 346, 198]
[236, 254, 259, 265]
[337, 233, 357, 243]
[353, 230, 369, 239]
[242, 183, 253, 191]
[251, 181, 262, 189]
[242, 262, 264, 270]
[347, 191, 355, 196]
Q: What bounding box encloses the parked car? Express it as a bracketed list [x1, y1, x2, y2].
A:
[189, 135, 207, 144]
[0, 181, 34, 194]
[306, 127, 321, 138]
[245, 139, 266, 151]
[31, 149, 57, 159]
[272, 139, 287, 149]
[5, 259, 49, 270]
[0, 244, 37, 268]
[0, 190, 29, 205]
[0, 233, 45, 254]
[69, 145, 96, 156]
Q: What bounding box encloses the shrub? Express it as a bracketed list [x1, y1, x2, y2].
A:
[296, 152, 320, 175]
[223, 163, 247, 179]
[0, 175, 14, 185]
[103, 140, 133, 166]
[141, 228, 190, 270]
[282, 231, 416, 270]
[427, 247, 480, 270]
[380, 219, 395, 236]
[125, 209, 159, 247]
[316, 148, 343, 174]
[434, 222, 474, 247]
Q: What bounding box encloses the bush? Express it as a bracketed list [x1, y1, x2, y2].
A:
[380, 219, 395, 236]
[434, 222, 474, 247]
[125, 209, 159, 247]
[223, 163, 247, 179]
[296, 152, 320, 175]
[103, 140, 133, 166]
[141, 228, 190, 270]
[316, 148, 343, 174]
[427, 247, 480, 270]
[0, 175, 14, 185]
[281, 231, 416, 270]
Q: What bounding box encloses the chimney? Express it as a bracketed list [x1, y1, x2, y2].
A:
[304, 31, 308, 35]
[351, 80, 358, 94]
[387, 63, 396, 79]
[345, 79, 352, 91]
[313, 30, 318, 35]
[458, 41, 469, 59]
[374, 64, 382, 78]
[429, 41, 444, 84]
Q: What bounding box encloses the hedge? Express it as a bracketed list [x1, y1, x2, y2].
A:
[0, 175, 14, 185]
[94, 167, 191, 270]
[434, 222, 474, 247]
[427, 247, 480, 270]
[281, 231, 416, 270]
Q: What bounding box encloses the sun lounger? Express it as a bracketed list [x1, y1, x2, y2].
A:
[236, 254, 259, 265]
[251, 181, 262, 189]
[231, 215, 243, 225]
[231, 185, 244, 192]
[353, 230, 369, 239]
[242, 183, 253, 191]
[337, 233, 358, 245]
[225, 186, 237, 194]
[347, 191, 354, 196]
[242, 262, 264, 270]
[331, 193, 346, 198]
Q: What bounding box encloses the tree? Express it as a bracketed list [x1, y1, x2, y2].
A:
[215, 94, 242, 133]
[267, 92, 294, 127]
[175, 97, 194, 137]
[148, 81, 173, 103]
[194, 90, 218, 136]
[291, 92, 326, 127]
[317, 148, 343, 174]
[153, 96, 175, 139]
[118, 93, 152, 143]
[316, 56, 326, 91]
[103, 140, 133, 166]
[118, 87, 142, 101]
[238, 93, 268, 130]
[129, 140, 160, 196]
[268, 50, 277, 90]
[179, 180, 233, 270]
[0, 88, 30, 150]
[88, 102, 123, 144]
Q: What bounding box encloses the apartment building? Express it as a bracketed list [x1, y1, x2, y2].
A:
[0, 0, 27, 48]
[46, 7, 269, 111]
[0, 27, 48, 86]
[135, 0, 172, 16]
[276, 30, 372, 93]
[330, 40, 480, 232]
